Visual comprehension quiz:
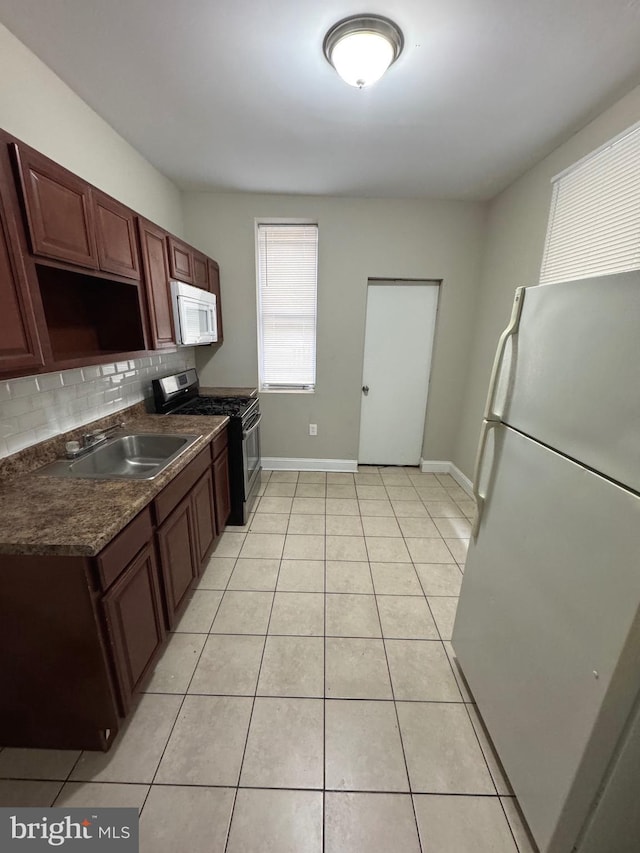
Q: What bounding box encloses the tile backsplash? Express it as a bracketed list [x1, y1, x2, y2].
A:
[0, 350, 196, 460]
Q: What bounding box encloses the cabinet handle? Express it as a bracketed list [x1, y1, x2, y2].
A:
[362, 385, 369, 395]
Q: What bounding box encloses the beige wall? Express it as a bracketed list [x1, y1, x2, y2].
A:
[0, 24, 183, 235]
[453, 83, 640, 479]
[184, 193, 485, 462]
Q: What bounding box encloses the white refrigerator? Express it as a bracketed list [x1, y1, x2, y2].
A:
[452, 272, 640, 853]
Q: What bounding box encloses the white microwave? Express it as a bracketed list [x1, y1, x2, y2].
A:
[171, 280, 218, 346]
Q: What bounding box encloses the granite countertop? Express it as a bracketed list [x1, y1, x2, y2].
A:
[0, 413, 229, 558]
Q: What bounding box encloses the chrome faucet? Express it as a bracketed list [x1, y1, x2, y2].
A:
[66, 422, 126, 459]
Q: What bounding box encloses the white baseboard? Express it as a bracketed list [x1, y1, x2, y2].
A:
[419, 459, 450, 473]
[420, 459, 474, 496]
[263, 456, 473, 491]
[450, 465, 473, 496]
[262, 457, 358, 472]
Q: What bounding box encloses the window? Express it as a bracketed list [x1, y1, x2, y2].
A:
[256, 222, 318, 391]
[540, 121, 640, 285]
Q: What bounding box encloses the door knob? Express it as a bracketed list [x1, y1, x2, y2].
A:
[362, 385, 369, 395]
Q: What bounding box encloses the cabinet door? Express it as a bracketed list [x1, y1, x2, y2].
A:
[208, 259, 224, 343]
[102, 542, 165, 713]
[214, 446, 231, 531]
[156, 495, 198, 626]
[11, 143, 98, 268]
[192, 251, 209, 289]
[138, 218, 176, 348]
[94, 191, 140, 279]
[0, 157, 45, 374]
[192, 468, 216, 568]
[167, 236, 193, 283]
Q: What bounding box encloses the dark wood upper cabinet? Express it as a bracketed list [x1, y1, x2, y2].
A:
[11, 142, 99, 269]
[167, 235, 193, 283]
[0, 148, 45, 374]
[208, 259, 224, 343]
[93, 191, 140, 280]
[192, 251, 209, 289]
[137, 218, 176, 349]
[0, 129, 225, 377]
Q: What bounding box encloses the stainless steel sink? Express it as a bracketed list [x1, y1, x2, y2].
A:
[37, 433, 203, 480]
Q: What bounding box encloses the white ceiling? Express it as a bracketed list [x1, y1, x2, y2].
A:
[2, 0, 640, 200]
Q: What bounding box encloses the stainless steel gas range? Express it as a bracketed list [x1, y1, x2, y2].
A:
[153, 369, 261, 525]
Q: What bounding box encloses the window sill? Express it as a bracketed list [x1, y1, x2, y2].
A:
[260, 387, 315, 395]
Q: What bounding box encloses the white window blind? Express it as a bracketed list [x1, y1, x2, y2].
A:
[256, 223, 318, 391]
[540, 122, 640, 284]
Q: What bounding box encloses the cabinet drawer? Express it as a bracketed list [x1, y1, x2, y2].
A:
[212, 426, 228, 459]
[154, 445, 212, 525]
[96, 507, 153, 591]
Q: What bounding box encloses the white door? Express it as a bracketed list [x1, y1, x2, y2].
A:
[358, 282, 439, 465]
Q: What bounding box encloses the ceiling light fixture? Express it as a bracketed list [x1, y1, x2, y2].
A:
[323, 15, 404, 89]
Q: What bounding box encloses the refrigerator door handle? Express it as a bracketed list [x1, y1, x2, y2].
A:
[471, 419, 499, 539]
[483, 286, 526, 421]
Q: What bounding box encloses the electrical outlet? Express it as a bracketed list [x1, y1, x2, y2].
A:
[309, 423, 318, 436]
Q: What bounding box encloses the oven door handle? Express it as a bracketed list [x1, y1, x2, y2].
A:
[243, 414, 262, 439]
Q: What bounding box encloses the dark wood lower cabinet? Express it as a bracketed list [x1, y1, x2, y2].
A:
[102, 541, 165, 714]
[192, 468, 217, 566]
[0, 430, 231, 750]
[0, 553, 120, 751]
[156, 494, 198, 627]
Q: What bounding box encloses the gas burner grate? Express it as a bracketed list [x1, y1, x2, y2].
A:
[173, 395, 254, 418]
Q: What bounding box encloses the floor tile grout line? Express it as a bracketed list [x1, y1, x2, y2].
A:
[66, 553, 238, 807]
[221, 788, 240, 852]
[222, 549, 286, 852]
[176, 630, 458, 640]
[385, 513, 465, 702]
[498, 791, 524, 853]
[57, 471, 473, 831]
[462, 702, 502, 799]
[322, 519, 327, 853]
[422, 586, 463, 693]
[417, 569, 500, 798]
[364, 547, 425, 853]
[140, 690, 472, 704]
[4, 774, 517, 797]
[192, 588, 461, 598]
[137, 546, 237, 816]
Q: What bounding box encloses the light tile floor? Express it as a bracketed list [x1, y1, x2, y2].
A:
[0, 468, 538, 853]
